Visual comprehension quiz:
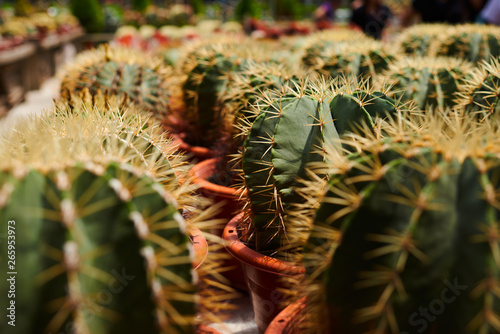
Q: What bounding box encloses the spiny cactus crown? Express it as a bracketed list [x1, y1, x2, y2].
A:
[396, 24, 450, 56]
[383, 56, 473, 110]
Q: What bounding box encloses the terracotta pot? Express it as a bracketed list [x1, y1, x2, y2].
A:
[223, 214, 305, 333]
[171, 133, 216, 161]
[265, 297, 306, 334]
[191, 227, 208, 270]
[197, 325, 223, 334]
[191, 158, 248, 291]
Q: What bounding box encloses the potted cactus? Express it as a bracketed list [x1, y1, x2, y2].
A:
[224, 78, 406, 331]
[0, 101, 224, 333]
[293, 111, 500, 333]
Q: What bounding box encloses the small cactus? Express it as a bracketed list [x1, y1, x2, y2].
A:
[396, 24, 449, 56]
[383, 56, 473, 110]
[60, 45, 171, 117]
[456, 58, 500, 119]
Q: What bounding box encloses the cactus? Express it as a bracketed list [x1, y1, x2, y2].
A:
[383, 56, 473, 110]
[301, 29, 368, 70]
[302, 112, 500, 334]
[435, 24, 500, 63]
[70, 0, 104, 33]
[60, 45, 171, 117]
[0, 108, 197, 334]
[240, 79, 403, 256]
[396, 24, 449, 56]
[456, 58, 500, 119]
[310, 40, 396, 81]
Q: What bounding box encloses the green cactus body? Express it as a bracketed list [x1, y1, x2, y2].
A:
[311, 141, 459, 333]
[457, 58, 500, 119]
[303, 113, 500, 333]
[0, 162, 195, 334]
[435, 25, 500, 63]
[241, 80, 401, 255]
[384, 57, 473, 110]
[314, 40, 395, 81]
[61, 45, 171, 116]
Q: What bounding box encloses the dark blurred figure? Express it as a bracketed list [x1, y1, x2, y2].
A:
[477, 0, 500, 25]
[315, 0, 341, 29]
[401, 0, 485, 26]
[350, 0, 392, 39]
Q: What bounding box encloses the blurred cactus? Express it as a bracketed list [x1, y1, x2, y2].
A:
[457, 58, 500, 119]
[70, 0, 103, 33]
[132, 0, 152, 14]
[308, 40, 396, 81]
[60, 45, 171, 117]
[384, 56, 473, 110]
[435, 24, 500, 63]
[396, 24, 448, 56]
[301, 29, 368, 69]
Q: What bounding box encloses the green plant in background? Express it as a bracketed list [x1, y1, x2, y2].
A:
[240, 79, 403, 257]
[14, 0, 32, 17]
[396, 24, 448, 56]
[383, 56, 473, 110]
[275, 0, 302, 20]
[457, 58, 500, 119]
[132, 0, 152, 14]
[70, 0, 103, 33]
[234, 0, 261, 22]
[103, 3, 124, 33]
[302, 112, 500, 334]
[436, 24, 500, 63]
[308, 39, 396, 81]
[60, 45, 171, 117]
[191, 0, 206, 16]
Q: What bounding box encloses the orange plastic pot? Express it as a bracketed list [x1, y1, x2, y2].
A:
[223, 214, 305, 333]
[171, 134, 216, 161]
[265, 297, 306, 334]
[191, 158, 248, 291]
[191, 227, 208, 270]
[197, 325, 222, 334]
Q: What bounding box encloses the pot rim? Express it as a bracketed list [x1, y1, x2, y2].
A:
[265, 297, 306, 334]
[191, 158, 246, 198]
[190, 227, 208, 270]
[223, 213, 305, 276]
[171, 133, 215, 159]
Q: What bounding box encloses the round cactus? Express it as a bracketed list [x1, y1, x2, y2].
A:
[60, 45, 171, 117]
[0, 107, 198, 334]
[456, 58, 500, 119]
[301, 29, 369, 70]
[383, 56, 473, 110]
[435, 24, 500, 63]
[310, 40, 396, 81]
[302, 112, 500, 334]
[240, 78, 404, 256]
[396, 24, 450, 56]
